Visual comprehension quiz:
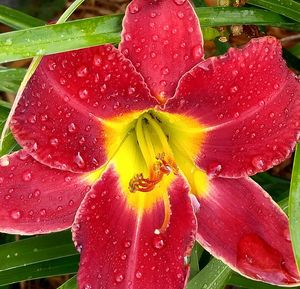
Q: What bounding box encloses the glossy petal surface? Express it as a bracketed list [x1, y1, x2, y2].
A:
[72, 166, 196, 289]
[196, 177, 300, 286]
[166, 37, 300, 177]
[120, 0, 203, 102]
[11, 44, 157, 173]
[0, 151, 90, 235]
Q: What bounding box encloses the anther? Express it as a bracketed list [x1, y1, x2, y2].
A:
[129, 154, 178, 193]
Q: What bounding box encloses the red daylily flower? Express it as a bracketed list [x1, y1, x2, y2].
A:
[1, 0, 300, 288]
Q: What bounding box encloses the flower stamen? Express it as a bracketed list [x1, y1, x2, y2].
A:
[129, 153, 175, 193]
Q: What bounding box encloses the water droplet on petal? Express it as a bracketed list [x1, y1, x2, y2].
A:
[115, 274, 124, 283]
[129, 4, 140, 14]
[161, 67, 169, 75]
[124, 241, 131, 248]
[153, 234, 165, 249]
[40, 209, 46, 216]
[173, 0, 186, 5]
[76, 66, 88, 77]
[193, 45, 203, 60]
[50, 138, 59, 146]
[252, 156, 265, 170]
[93, 55, 102, 66]
[207, 163, 222, 177]
[48, 60, 56, 71]
[135, 271, 142, 279]
[22, 172, 32, 182]
[0, 156, 10, 167]
[75, 152, 85, 168]
[11, 210, 21, 220]
[177, 11, 184, 19]
[79, 89, 89, 99]
[68, 123, 76, 133]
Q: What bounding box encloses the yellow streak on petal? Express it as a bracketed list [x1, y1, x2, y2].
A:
[156, 111, 210, 198]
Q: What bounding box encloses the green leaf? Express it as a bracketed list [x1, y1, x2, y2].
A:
[189, 242, 204, 279]
[0, 231, 79, 286]
[0, 5, 45, 30]
[0, 7, 298, 64]
[0, 231, 77, 272]
[0, 101, 18, 157]
[0, 255, 79, 286]
[187, 258, 232, 289]
[289, 144, 300, 272]
[248, 0, 300, 22]
[289, 43, 300, 57]
[283, 48, 300, 71]
[16, 0, 66, 22]
[0, 67, 26, 92]
[229, 272, 300, 289]
[57, 275, 77, 289]
[252, 172, 290, 201]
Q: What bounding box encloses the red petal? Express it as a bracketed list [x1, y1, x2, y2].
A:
[11, 44, 157, 173]
[196, 177, 300, 286]
[119, 0, 203, 102]
[0, 151, 90, 235]
[165, 37, 300, 177]
[72, 166, 196, 289]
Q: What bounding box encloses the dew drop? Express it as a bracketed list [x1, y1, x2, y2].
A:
[207, 163, 222, 177]
[75, 152, 85, 168]
[11, 210, 21, 220]
[93, 55, 102, 66]
[40, 209, 46, 216]
[48, 60, 56, 71]
[76, 66, 88, 77]
[22, 172, 32, 182]
[79, 89, 89, 99]
[124, 241, 131, 248]
[50, 138, 59, 146]
[231, 86, 238, 93]
[68, 123, 76, 133]
[283, 228, 291, 242]
[173, 0, 186, 5]
[153, 234, 165, 249]
[251, 156, 265, 170]
[115, 274, 124, 283]
[129, 4, 140, 14]
[193, 45, 203, 60]
[161, 67, 169, 75]
[34, 190, 41, 198]
[128, 86, 136, 95]
[135, 271, 142, 279]
[0, 156, 10, 167]
[121, 253, 127, 260]
[177, 11, 184, 19]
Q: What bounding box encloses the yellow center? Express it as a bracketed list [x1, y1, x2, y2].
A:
[84, 109, 209, 231]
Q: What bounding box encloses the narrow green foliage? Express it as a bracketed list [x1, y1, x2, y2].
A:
[0, 5, 45, 30]
[289, 144, 300, 272]
[57, 276, 78, 289]
[0, 7, 299, 64]
[248, 0, 300, 22]
[0, 67, 26, 93]
[187, 258, 232, 289]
